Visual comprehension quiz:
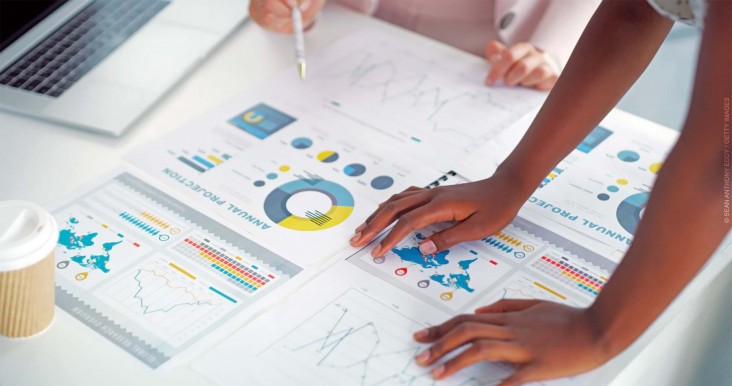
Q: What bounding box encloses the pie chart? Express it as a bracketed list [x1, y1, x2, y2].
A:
[617, 150, 640, 163]
[343, 163, 366, 177]
[263, 178, 354, 231]
[616, 192, 649, 234]
[317, 150, 339, 163]
[370, 176, 394, 190]
[291, 137, 313, 149]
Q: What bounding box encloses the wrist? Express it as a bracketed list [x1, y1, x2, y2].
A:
[492, 159, 543, 199]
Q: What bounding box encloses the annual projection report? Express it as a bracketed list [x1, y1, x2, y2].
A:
[456, 109, 680, 253]
[50, 171, 303, 369]
[126, 92, 440, 267]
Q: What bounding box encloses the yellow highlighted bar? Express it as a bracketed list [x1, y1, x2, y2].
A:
[102, 224, 109, 229]
[534, 281, 566, 300]
[207, 155, 223, 164]
[169, 262, 196, 280]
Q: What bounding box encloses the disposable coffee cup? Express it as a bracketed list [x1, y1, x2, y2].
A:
[0, 200, 58, 338]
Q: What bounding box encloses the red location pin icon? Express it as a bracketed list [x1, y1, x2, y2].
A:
[395, 267, 408, 276]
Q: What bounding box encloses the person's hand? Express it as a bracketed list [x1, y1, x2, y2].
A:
[412, 299, 610, 385]
[484, 40, 559, 91]
[349, 172, 530, 257]
[249, 0, 325, 34]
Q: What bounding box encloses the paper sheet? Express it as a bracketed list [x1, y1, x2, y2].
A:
[50, 170, 307, 370]
[456, 109, 679, 252]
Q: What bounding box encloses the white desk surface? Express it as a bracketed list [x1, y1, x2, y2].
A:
[1, 4, 730, 386]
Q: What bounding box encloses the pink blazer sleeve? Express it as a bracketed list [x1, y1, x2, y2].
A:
[525, 0, 601, 68]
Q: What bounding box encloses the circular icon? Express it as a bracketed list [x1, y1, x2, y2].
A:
[267, 173, 278, 180]
[254, 180, 266, 187]
[370, 176, 394, 190]
[75, 272, 88, 281]
[395, 267, 408, 276]
[417, 280, 430, 288]
[597, 193, 610, 201]
[616, 192, 649, 234]
[440, 292, 453, 301]
[159, 234, 170, 241]
[343, 163, 366, 177]
[373, 256, 385, 264]
[513, 251, 526, 259]
[317, 151, 339, 163]
[617, 150, 640, 163]
[170, 228, 181, 235]
[291, 137, 313, 149]
[263, 178, 354, 231]
[523, 245, 535, 252]
[607, 185, 619, 193]
[57, 260, 69, 269]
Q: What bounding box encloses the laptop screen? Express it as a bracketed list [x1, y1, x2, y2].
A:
[0, 0, 68, 51]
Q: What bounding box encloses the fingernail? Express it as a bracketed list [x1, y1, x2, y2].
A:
[419, 240, 437, 255]
[415, 350, 430, 365]
[413, 328, 429, 340]
[432, 365, 445, 379]
[371, 244, 382, 257]
[356, 223, 367, 233]
[350, 232, 361, 245]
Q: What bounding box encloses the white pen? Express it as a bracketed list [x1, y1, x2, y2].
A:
[291, 0, 306, 80]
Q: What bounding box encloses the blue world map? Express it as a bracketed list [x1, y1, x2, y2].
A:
[58, 217, 122, 273]
[391, 233, 477, 293]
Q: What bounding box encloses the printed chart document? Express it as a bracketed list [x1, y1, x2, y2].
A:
[456, 109, 679, 253]
[125, 28, 545, 267]
[50, 171, 305, 369]
[193, 175, 620, 385]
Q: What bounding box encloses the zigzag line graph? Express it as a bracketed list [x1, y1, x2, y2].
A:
[132, 269, 215, 315]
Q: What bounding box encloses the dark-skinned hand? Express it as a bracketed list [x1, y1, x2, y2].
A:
[349, 172, 530, 257]
[413, 299, 609, 385]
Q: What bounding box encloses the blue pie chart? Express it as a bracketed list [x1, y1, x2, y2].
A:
[616, 192, 649, 234]
[370, 176, 394, 190]
[291, 137, 313, 149]
[343, 163, 366, 177]
[617, 150, 640, 162]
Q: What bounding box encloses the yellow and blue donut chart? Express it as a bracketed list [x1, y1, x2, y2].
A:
[264, 179, 355, 231]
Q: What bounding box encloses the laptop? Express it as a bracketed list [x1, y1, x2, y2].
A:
[0, 0, 248, 136]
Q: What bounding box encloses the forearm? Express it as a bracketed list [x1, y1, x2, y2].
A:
[497, 0, 672, 193]
[588, 0, 732, 357]
[589, 137, 729, 356]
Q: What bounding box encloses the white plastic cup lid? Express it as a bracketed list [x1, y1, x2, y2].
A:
[0, 201, 58, 272]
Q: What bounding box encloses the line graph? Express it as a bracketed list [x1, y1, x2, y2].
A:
[131, 268, 215, 314]
[103, 258, 237, 347]
[258, 288, 510, 386]
[303, 38, 545, 164]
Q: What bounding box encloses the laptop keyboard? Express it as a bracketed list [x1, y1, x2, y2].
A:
[0, 0, 169, 98]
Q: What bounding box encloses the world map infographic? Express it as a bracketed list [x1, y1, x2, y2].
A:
[362, 229, 511, 311]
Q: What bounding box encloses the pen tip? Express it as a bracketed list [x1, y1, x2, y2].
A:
[298, 62, 306, 80]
